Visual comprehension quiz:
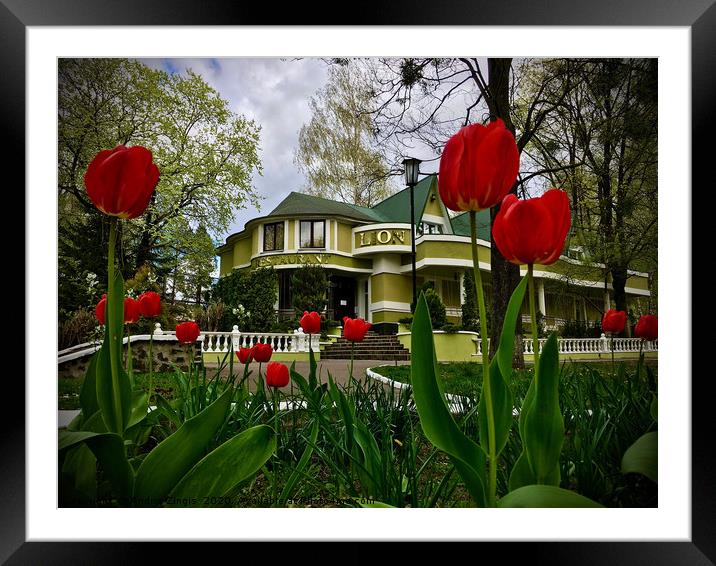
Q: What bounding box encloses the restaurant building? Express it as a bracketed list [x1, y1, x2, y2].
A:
[216, 175, 652, 332]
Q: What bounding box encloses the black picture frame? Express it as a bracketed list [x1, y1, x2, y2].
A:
[6, 0, 711, 562]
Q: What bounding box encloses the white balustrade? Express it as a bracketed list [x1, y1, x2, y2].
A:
[520, 334, 657, 355]
[198, 326, 321, 355]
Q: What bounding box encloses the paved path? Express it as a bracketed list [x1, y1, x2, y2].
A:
[205, 359, 410, 390]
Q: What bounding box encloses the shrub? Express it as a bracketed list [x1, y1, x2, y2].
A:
[58, 308, 102, 350]
[441, 323, 462, 333]
[560, 319, 602, 338]
[211, 267, 278, 332]
[292, 264, 328, 314]
[422, 288, 447, 329]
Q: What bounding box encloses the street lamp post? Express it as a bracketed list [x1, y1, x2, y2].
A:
[403, 157, 422, 313]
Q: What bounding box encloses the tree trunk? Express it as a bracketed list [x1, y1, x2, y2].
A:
[611, 265, 629, 336]
[487, 58, 524, 368]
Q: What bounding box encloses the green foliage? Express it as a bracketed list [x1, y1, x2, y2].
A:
[291, 265, 328, 315]
[211, 267, 278, 331]
[295, 62, 393, 207]
[461, 269, 479, 332]
[560, 319, 601, 338]
[422, 288, 447, 330]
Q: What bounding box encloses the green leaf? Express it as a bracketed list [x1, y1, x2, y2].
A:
[498, 485, 603, 508]
[168, 424, 275, 505]
[479, 360, 514, 458]
[154, 393, 182, 429]
[521, 333, 564, 485]
[353, 418, 384, 497]
[78, 351, 100, 419]
[650, 394, 658, 422]
[477, 275, 525, 460]
[95, 270, 132, 434]
[359, 501, 395, 508]
[59, 430, 134, 502]
[127, 390, 150, 429]
[495, 274, 528, 381]
[61, 443, 97, 502]
[622, 431, 658, 482]
[133, 386, 234, 504]
[410, 293, 486, 507]
[278, 419, 320, 506]
[308, 344, 318, 390]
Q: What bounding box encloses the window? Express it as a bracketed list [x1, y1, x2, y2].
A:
[263, 221, 284, 252]
[418, 221, 443, 236]
[300, 220, 325, 248]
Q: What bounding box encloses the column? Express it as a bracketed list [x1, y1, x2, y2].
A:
[537, 279, 546, 315]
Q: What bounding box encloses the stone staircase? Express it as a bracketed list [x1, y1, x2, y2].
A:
[321, 331, 411, 360]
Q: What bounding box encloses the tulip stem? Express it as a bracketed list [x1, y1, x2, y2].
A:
[349, 342, 355, 396]
[273, 386, 280, 506]
[106, 217, 124, 432]
[470, 211, 496, 508]
[528, 264, 541, 373]
[147, 331, 154, 412]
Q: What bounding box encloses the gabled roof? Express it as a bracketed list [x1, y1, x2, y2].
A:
[449, 209, 491, 241]
[370, 175, 435, 225]
[267, 191, 387, 223]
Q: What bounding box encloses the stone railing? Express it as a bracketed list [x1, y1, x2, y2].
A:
[473, 334, 657, 355]
[200, 325, 320, 355]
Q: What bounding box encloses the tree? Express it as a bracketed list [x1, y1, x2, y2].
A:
[295, 62, 394, 207]
[361, 57, 580, 364]
[58, 58, 262, 280]
[291, 265, 328, 314]
[521, 59, 658, 322]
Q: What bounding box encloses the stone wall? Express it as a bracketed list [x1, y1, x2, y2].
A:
[58, 337, 202, 380]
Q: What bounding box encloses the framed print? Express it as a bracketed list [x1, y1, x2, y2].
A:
[6, 0, 712, 562]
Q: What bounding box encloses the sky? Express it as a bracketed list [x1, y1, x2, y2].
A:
[141, 57, 331, 243]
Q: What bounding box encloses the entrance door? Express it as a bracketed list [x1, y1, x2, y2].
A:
[331, 276, 356, 321]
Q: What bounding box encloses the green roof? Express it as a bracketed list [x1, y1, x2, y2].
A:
[449, 210, 491, 240]
[370, 175, 435, 225]
[267, 191, 387, 223]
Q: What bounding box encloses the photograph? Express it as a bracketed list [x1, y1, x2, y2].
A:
[56, 55, 659, 510]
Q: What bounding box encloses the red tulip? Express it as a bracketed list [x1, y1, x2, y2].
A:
[138, 291, 162, 318]
[492, 189, 572, 266]
[236, 347, 254, 364]
[176, 321, 201, 344]
[84, 145, 160, 219]
[300, 311, 321, 334]
[343, 317, 372, 342]
[252, 342, 273, 363]
[95, 294, 107, 325]
[438, 118, 519, 212]
[602, 310, 627, 334]
[123, 297, 141, 324]
[266, 362, 290, 388]
[634, 315, 658, 341]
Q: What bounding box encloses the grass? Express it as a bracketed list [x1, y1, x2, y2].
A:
[58, 372, 179, 410]
[59, 358, 658, 508]
[371, 362, 484, 397]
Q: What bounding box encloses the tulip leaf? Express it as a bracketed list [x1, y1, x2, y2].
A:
[621, 431, 658, 482]
[95, 270, 132, 434]
[521, 333, 564, 485]
[168, 425, 275, 505]
[78, 351, 100, 421]
[133, 386, 234, 504]
[496, 274, 529, 381]
[477, 274, 524, 459]
[59, 430, 134, 503]
[126, 390, 149, 429]
[498, 485, 603, 508]
[650, 394, 658, 422]
[278, 419, 320, 506]
[61, 443, 97, 502]
[478, 360, 514, 458]
[410, 293, 486, 507]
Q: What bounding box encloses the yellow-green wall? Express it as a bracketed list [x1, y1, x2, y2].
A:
[370, 273, 412, 303]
